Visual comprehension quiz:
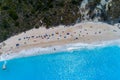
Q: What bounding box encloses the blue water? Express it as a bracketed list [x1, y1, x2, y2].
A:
[0, 45, 120, 80]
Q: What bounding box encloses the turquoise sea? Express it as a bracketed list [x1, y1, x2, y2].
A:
[0, 45, 120, 80]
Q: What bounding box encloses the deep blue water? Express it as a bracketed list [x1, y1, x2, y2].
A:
[0, 45, 120, 80]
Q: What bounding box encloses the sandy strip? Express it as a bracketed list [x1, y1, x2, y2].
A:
[0, 22, 120, 60]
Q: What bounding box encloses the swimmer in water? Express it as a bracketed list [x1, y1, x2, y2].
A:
[2, 61, 6, 70]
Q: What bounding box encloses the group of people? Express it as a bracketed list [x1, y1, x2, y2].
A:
[16, 28, 86, 47]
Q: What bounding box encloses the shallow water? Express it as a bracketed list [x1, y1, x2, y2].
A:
[0, 45, 120, 80]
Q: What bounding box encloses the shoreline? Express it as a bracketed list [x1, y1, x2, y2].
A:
[0, 22, 120, 61]
[1, 39, 120, 61]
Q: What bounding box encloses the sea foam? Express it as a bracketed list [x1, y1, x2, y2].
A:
[0, 39, 120, 61]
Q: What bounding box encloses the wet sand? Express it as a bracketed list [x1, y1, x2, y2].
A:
[0, 22, 120, 56]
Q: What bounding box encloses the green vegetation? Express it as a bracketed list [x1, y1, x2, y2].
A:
[107, 0, 120, 20]
[0, 0, 120, 42]
[0, 0, 83, 42]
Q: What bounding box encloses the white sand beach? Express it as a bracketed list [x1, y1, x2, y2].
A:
[0, 22, 120, 60]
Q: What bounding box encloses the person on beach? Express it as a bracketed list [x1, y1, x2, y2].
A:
[54, 48, 56, 51]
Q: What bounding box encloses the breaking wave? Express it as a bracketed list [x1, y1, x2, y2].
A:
[0, 39, 120, 61]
